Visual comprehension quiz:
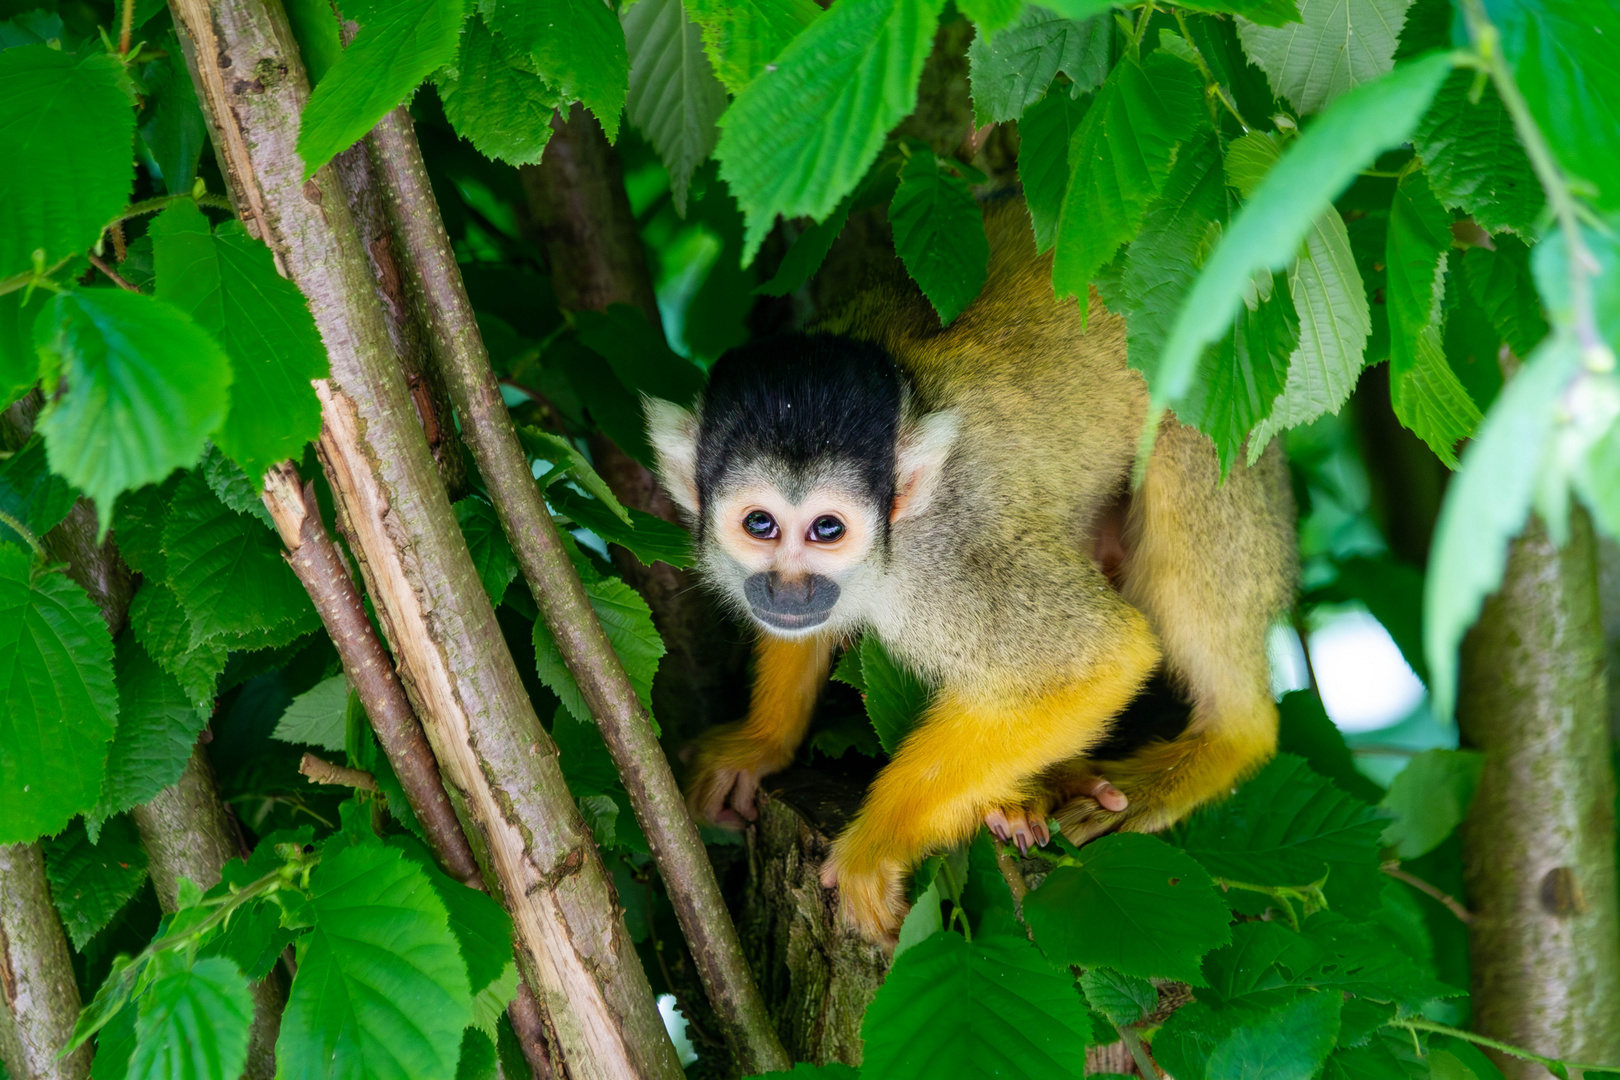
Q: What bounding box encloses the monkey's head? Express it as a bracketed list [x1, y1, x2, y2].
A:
[645, 334, 958, 638]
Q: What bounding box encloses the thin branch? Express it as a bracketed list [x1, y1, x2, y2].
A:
[362, 104, 790, 1076]
[0, 843, 92, 1080]
[262, 462, 480, 885]
[298, 752, 378, 792]
[1390, 1018, 1620, 1076]
[118, 0, 136, 54]
[0, 507, 45, 560]
[86, 252, 139, 293]
[1381, 861, 1475, 924]
[1118, 1027, 1161, 1079]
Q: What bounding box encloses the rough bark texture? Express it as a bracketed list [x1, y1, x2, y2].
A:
[131, 750, 287, 1079]
[739, 775, 889, 1066]
[165, 2, 680, 1075]
[0, 843, 90, 1080]
[519, 105, 748, 749]
[364, 106, 788, 1075]
[1458, 511, 1620, 1077]
[260, 463, 552, 1079]
[328, 139, 467, 501]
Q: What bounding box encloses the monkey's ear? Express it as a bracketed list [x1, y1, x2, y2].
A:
[644, 397, 701, 516]
[892, 410, 959, 522]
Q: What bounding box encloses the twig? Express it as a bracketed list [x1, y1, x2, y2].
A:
[298, 752, 378, 792]
[1171, 8, 1250, 132]
[1381, 862, 1475, 924]
[1390, 1017, 1620, 1076]
[118, 0, 135, 54]
[0, 507, 44, 560]
[1118, 1027, 1161, 1078]
[363, 105, 791, 1076]
[86, 252, 139, 293]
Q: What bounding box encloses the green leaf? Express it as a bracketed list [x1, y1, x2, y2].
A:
[742, 1066, 860, 1080]
[0, 543, 117, 843]
[42, 815, 148, 949]
[1156, 989, 1343, 1080]
[488, 0, 629, 142]
[33, 289, 232, 530]
[0, 435, 77, 548]
[686, 0, 821, 94]
[889, 151, 989, 325]
[139, 38, 208, 196]
[714, 0, 947, 263]
[860, 923, 1095, 1079]
[388, 835, 515, 996]
[0, 288, 48, 410]
[517, 425, 633, 525]
[1295, 911, 1460, 1005]
[454, 497, 519, 606]
[1181, 0, 1305, 25]
[1462, 237, 1548, 358]
[91, 634, 210, 829]
[753, 198, 853, 296]
[624, 0, 728, 215]
[131, 956, 255, 1080]
[1018, 88, 1088, 255]
[1380, 749, 1484, 859]
[1080, 968, 1158, 1027]
[0, 46, 133, 277]
[1023, 832, 1231, 983]
[297, 0, 464, 176]
[457, 1027, 497, 1080]
[129, 582, 228, 707]
[1250, 206, 1371, 452]
[1177, 263, 1300, 472]
[277, 842, 472, 1080]
[112, 476, 179, 578]
[1237, 0, 1413, 116]
[1277, 690, 1386, 804]
[551, 706, 648, 853]
[967, 8, 1109, 124]
[573, 303, 706, 407]
[854, 635, 931, 754]
[151, 201, 327, 485]
[893, 875, 943, 957]
[548, 486, 694, 569]
[1154, 52, 1453, 409]
[1412, 70, 1543, 236]
[1051, 51, 1205, 302]
[162, 471, 319, 642]
[533, 575, 665, 722]
[1387, 168, 1479, 465]
[199, 444, 275, 529]
[1171, 754, 1387, 915]
[272, 674, 349, 753]
[435, 13, 561, 167]
[1483, 0, 1620, 212]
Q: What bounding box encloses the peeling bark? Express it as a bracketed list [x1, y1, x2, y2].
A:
[361, 105, 789, 1076]
[0, 844, 90, 1080]
[1459, 511, 1620, 1076]
[164, 1, 681, 1074]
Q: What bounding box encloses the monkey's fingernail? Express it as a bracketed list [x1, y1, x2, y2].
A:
[1016, 833, 1029, 855]
[1033, 820, 1050, 846]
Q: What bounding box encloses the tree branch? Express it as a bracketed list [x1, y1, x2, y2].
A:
[164, 1, 681, 1074]
[0, 843, 90, 1080]
[363, 104, 790, 1076]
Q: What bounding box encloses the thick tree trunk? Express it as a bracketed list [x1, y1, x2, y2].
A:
[1458, 510, 1620, 1077]
[0, 844, 90, 1080]
[131, 751, 287, 1078]
[166, 1, 681, 1075]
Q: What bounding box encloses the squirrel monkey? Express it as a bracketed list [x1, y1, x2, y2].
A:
[645, 198, 1297, 944]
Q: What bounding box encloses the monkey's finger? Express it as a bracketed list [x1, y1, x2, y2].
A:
[819, 859, 839, 890]
[732, 771, 762, 822]
[1082, 777, 1128, 813]
[984, 808, 1013, 843]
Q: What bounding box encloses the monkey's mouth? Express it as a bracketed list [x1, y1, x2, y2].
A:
[751, 608, 832, 631]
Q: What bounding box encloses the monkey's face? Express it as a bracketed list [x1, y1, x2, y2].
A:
[702, 470, 886, 637]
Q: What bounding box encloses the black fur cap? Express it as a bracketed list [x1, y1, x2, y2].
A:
[695, 333, 904, 512]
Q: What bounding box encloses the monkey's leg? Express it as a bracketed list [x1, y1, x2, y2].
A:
[1056, 425, 1296, 842]
[823, 624, 1159, 943]
[684, 632, 834, 826]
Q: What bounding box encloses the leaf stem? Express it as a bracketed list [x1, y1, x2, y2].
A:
[0, 507, 46, 560]
[1171, 9, 1250, 132]
[1389, 1017, 1620, 1076]
[1130, 0, 1156, 57]
[118, 0, 136, 54]
[87, 252, 140, 293]
[1381, 861, 1474, 923]
[1458, 0, 1607, 364]
[108, 192, 234, 229]
[1119, 1026, 1162, 1078]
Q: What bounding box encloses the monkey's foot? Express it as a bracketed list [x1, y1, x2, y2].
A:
[682, 723, 790, 828]
[983, 804, 1051, 854]
[820, 844, 907, 948]
[1048, 771, 1135, 845]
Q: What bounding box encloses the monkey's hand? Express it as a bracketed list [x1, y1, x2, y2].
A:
[682, 722, 794, 828]
[1051, 737, 1255, 845]
[819, 838, 907, 949]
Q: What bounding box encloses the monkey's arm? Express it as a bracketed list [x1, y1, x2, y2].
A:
[685, 633, 834, 826]
[822, 616, 1160, 943]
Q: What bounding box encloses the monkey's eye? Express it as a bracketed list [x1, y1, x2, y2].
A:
[743, 510, 779, 539]
[809, 515, 846, 543]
